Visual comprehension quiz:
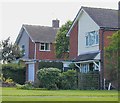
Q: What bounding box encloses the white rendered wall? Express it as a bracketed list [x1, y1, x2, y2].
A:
[18, 29, 29, 58]
[78, 10, 100, 55]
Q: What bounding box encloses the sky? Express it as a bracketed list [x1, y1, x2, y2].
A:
[1, 0, 120, 43]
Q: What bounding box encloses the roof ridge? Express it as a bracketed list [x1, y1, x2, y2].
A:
[23, 24, 59, 29]
[81, 6, 118, 11]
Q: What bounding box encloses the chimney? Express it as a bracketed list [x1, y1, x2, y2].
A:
[52, 19, 59, 28]
[119, 1, 120, 10]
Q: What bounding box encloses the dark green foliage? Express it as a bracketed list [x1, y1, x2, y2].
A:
[39, 61, 63, 70]
[0, 37, 23, 63]
[105, 30, 120, 88]
[55, 20, 72, 59]
[59, 70, 77, 89]
[37, 68, 61, 90]
[2, 63, 26, 84]
[78, 71, 100, 90]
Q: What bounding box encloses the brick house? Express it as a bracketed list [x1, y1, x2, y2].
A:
[67, 6, 119, 89]
[15, 20, 60, 82]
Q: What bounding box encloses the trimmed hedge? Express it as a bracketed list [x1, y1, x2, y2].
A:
[2, 63, 26, 84]
[39, 61, 63, 70]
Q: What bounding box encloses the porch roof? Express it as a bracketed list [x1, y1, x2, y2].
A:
[73, 51, 100, 62]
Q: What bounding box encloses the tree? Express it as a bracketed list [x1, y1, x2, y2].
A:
[0, 37, 23, 63]
[55, 20, 72, 59]
[105, 30, 120, 88]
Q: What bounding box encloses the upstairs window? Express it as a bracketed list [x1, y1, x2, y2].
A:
[21, 45, 25, 56]
[40, 43, 50, 51]
[85, 31, 99, 46]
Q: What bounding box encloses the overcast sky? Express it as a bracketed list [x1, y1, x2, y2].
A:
[1, 0, 120, 43]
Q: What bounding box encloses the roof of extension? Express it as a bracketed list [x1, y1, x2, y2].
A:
[16, 24, 59, 43]
[73, 51, 100, 62]
[67, 6, 119, 35]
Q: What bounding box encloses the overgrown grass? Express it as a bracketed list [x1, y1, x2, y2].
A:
[2, 87, 118, 101]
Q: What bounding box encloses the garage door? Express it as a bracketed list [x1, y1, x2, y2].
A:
[28, 63, 35, 82]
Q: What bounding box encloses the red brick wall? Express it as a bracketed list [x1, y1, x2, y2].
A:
[99, 30, 117, 80]
[69, 21, 78, 59]
[29, 38, 35, 59]
[35, 43, 57, 60]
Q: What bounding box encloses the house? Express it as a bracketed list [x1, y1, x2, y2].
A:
[67, 6, 119, 89]
[15, 20, 60, 82]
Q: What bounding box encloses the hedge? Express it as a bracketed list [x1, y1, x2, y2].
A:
[59, 70, 77, 89]
[2, 63, 26, 84]
[37, 68, 77, 90]
[39, 61, 63, 70]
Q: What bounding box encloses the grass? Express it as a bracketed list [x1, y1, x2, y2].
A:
[2, 87, 119, 101]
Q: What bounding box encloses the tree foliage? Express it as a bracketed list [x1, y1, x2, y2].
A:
[55, 20, 72, 59]
[105, 30, 120, 88]
[0, 37, 23, 63]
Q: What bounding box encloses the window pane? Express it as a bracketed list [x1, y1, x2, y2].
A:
[86, 36, 88, 46]
[40, 43, 45, 50]
[45, 43, 50, 50]
[96, 34, 99, 44]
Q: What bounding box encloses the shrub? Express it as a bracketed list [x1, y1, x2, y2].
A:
[16, 81, 34, 90]
[39, 61, 63, 70]
[59, 70, 77, 89]
[2, 63, 26, 84]
[37, 68, 61, 90]
[2, 77, 16, 87]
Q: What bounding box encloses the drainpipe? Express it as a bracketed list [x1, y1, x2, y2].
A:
[34, 43, 36, 60]
[101, 28, 105, 90]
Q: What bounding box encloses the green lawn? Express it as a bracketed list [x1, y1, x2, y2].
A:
[1, 87, 119, 101]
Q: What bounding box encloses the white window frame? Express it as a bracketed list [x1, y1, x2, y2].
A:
[85, 31, 99, 47]
[39, 43, 50, 51]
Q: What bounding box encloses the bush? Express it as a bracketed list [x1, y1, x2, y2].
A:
[16, 81, 34, 90]
[2, 63, 26, 84]
[59, 70, 77, 89]
[37, 68, 61, 90]
[2, 77, 16, 87]
[39, 61, 63, 70]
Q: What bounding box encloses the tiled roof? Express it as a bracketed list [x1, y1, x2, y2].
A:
[73, 51, 99, 62]
[67, 7, 119, 36]
[82, 7, 118, 28]
[23, 24, 59, 43]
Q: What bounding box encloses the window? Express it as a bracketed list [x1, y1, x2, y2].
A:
[81, 64, 89, 73]
[21, 45, 25, 56]
[22, 45, 25, 50]
[85, 31, 99, 46]
[40, 43, 50, 51]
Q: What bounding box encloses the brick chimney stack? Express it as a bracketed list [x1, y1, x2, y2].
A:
[52, 19, 59, 28]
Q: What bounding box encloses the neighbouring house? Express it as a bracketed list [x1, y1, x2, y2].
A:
[15, 19, 61, 82]
[67, 6, 119, 89]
